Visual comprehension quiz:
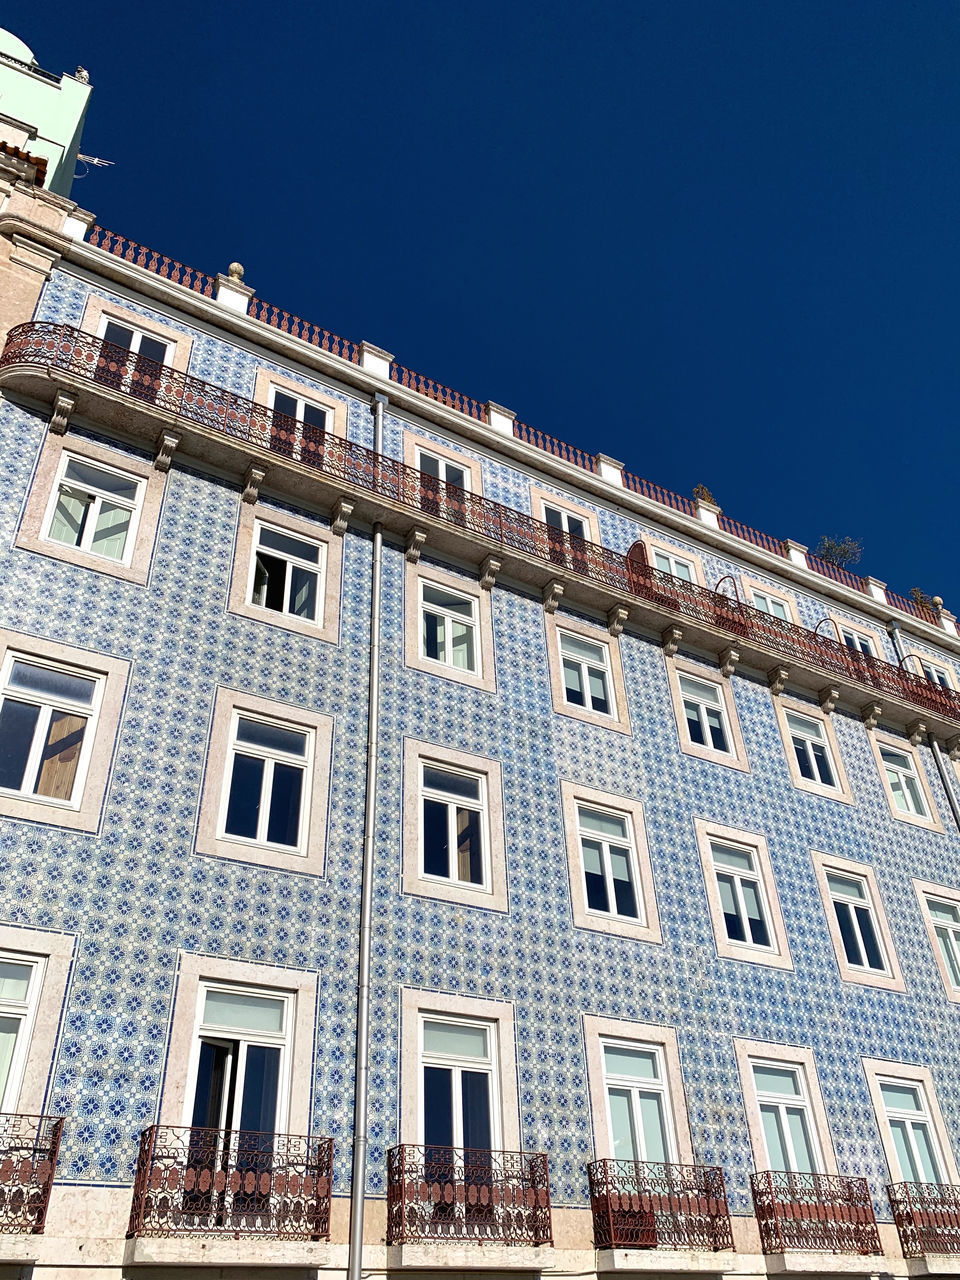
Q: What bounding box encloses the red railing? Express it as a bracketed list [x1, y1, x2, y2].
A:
[587, 1158, 732, 1252]
[127, 1125, 333, 1239]
[87, 227, 217, 297]
[885, 589, 940, 626]
[386, 1144, 552, 1246]
[247, 298, 360, 364]
[718, 514, 787, 557]
[804, 552, 867, 593]
[888, 1181, 960, 1258]
[512, 421, 598, 472]
[749, 1171, 881, 1255]
[391, 362, 487, 422]
[0, 1112, 63, 1235]
[4, 322, 959, 727]
[622, 471, 696, 515]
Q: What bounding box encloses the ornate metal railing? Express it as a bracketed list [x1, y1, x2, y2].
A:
[623, 469, 696, 515]
[127, 1125, 333, 1239]
[885, 589, 940, 626]
[386, 1144, 552, 1246]
[804, 551, 868, 593]
[392, 362, 487, 422]
[717, 514, 787, 557]
[248, 297, 360, 364]
[4, 322, 959, 728]
[888, 1181, 960, 1257]
[87, 227, 217, 297]
[513, 421, 598, 471]
[749, 1171, 881, 1255]
[588, 1158, 732, 1252]
[0, 1112, 63, 1234]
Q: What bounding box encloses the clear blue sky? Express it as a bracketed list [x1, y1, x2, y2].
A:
[12, 1, 960, 605]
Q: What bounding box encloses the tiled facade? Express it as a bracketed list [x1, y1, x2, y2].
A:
[2, 118, 960, 1280]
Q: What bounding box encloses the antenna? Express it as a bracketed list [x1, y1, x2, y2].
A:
[74, 154, 114, 179]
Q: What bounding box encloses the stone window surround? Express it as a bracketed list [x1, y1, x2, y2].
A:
[195, 686, 334, 875]
[227, 500, 343, 645]
[403, 431, 484, 494]
[694, 818, 794, 971]
[543, 610, 631, 735]
[733, 1037, 838, 1175]
[664, 653, 750, 773]
[641, 534, 707, 588]
[867, 728, 944, 834]
[861, 1056, 960, 1186]
[401, 737, 508, 913]
[0, 923, 74, 1116]
[529, 484, 602, 545]
[810, 850, 906, 993]
[160, 951, 319, 1135]
[560, 780, 661, 946]
[583, 1014, 693, 1164]
[17, 430, 168, 586]
[739, 572, 801, 626]
[404, 558, 496, 692]
[252, 367, 348, 439]
[826, 610, 888, 658]
[80, 295, 193, 374]
[398, 986, 520, 1149]
[0, 628, 129, 833]
[770, 694, 853, 803]
[913, 878, 960, 1004]
[906, 649, 956, 690]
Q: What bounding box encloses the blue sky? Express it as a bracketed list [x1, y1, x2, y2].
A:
[13, 1, 960, 606]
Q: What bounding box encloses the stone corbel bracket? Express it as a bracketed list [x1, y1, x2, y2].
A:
[49, 390, 77, 435]
[607, 605, 629, 637]
[819, 687, 840, 716]
[405, 527, 427, 564]
[861, 702, 883, 731]
[242, 464, 267, 505]
[153, 431, 180, 473]
[767, 666, 789, 697]
[906, 719, 927, 748]
[662, 625, 683, 657]
[719, 647, 739, 679]
[479, 556, 501, 591]
[542, 580, 565, 614]
[331, 497, 354, 537]
[946, 735, 960, 762]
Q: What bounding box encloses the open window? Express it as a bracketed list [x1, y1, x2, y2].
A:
[695, 820, 792, 970]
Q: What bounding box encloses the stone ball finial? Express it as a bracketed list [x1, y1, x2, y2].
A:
[228, 262, 245, 282]
[932, 596, 944, 611]
[75, 66, 90, 83]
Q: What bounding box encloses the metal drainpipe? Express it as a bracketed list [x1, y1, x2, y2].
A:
[887, 618, 960, 834]
[347, 391, 388, 1280]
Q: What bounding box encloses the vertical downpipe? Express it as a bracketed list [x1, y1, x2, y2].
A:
[347, 392, 388, 1280]
[887, 619, 960, 833]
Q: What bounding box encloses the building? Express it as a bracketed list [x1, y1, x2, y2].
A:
[1, 23, 960, 1280]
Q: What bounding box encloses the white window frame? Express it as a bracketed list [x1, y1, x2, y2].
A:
[418, 760, 490, 891]
[665, 655, 748, 771]
[876, 1077, 945, 1184]
[695, 821, 792, 970]
[825, 871, 889, 974]
[915, 881, 960, 1002]
[544, 612, 630, 734]
[558, 627, 614, 718]
[418, 579, 480, 676]
[40, 450, 145, 568]
[771, 696, 852, 802]
[542, 503, 589, 541]
[863, 1059, 960, 1188]
[95, 313, 170, 365]
[839, 625, 876, 657]
[915, 655, 954, 690]
[245, 518, 326, 627]
[679, 672, 732, 755]
[880, 746, 928, 817]
[653, 549, 696, 582]
[869, 732, 942, 830]
[183, 979, 295, 1135]
[811, 852, 904, 992]
[929, 896, 960, 991]
[417, 1012, 502, 1150]
[601, 1037, 678, 1165]
[576, 800, 646, 926]
[710, 841, 776, 955]
[0, 650, 105, 811]
[750, 1057, 824, 1174]
[416, 447, 471, 493]
[750, 589, 791, 622]
[786, 709, 838, 790]
[0, 951, 45, 1112]
[268, 384, 331, 433]
[216, 708, 316, 855]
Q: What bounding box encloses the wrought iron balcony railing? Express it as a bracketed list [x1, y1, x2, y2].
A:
[588, 1158, 732, 1252]
[888, 1180, 960, 1258]
[0, 1112, 63, 1235]
[127, 1124, 333, 1240]
[386, 1144, 553, 1246]
[3, 322, 960, 730]
[749, 1170, 882, 1255]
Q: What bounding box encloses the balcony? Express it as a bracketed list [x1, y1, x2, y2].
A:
[0, 1112, 62, 1235]
[588, 1158, 733, 1256]
[889, 1181, 960, 1262]
[750, 1171, 882, 1263]
[4, 322, 960, 739]
[386, 1144, 552, 1268]
[125, 1125, 332, 1264]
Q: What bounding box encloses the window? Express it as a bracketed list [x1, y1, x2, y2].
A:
[419, 449, 469, 492]
[653, 549, 695, 583]
[813, 853, 904, 991]
[420, 1015, 499, 1152]
[0, 653, 102, 809]
[403, 740, 507, 910]
[840, 626, 875, 657]
[543, 503, 587, 542]
[878, 1080, 945, 1185]
[751, 590, 790, 622]
[826, 872, 886, 972]
[928, 897, 960, 990]
[680, 674, 730, 753]
[0, 953, 43, 1111]
[870, 732, 941, 830]
[751, 1061, 821, 1173]
[219, 712, 313, 853]
[786, 711, 836, 788]
[559, 630, 612, 715]
[772, 698, 852, 802]
[42, 452, 144, 566]
[602, 1040, 676, 1164]
[917, 658, 953, 689]
[248, 520, 324, 625]
[578, 805, 642, 922]
[95, 318, 169, 401]
[417, 448, 470, 521]
[880, 746, 928, 817]
[269, 386, 329, 460]
[696, 821, 791, 969]
[420, 582, 478, 674]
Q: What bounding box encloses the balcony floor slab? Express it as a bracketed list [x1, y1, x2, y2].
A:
[905, 1259, 960, 1276]
[123, 1234, 331, 1268]
[386, 1241, 555, 1271]
[763, 1251, 893, 1275]
[597, 1246, 764, 1274]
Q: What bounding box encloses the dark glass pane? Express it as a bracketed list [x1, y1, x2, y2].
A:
[685, 702, 705, 745]
[102, 321, 134, 349]
[544, 506, 564, 530]
[302, 403, 327, 432]
[812, 741, 834, 786]
[717, 873, 746, 942]
[748, 911, 770, 948]
[419, 453, 440, 479]
[585, 869, 610, 913]
[253, 552, 287, 612]
[290, 566, 318, 620]
[9, 661, 96, 705]
[835, 902, 860, 965]
[273, 391, 298, 420]
[266, 763, 303, 846]
[855, 904, 885, 970]
[563, 659, 585, 706]
[456, 806, 483, 884]
[446, 465, 466, 490]
[461, 1070, 492, 1151]
[706, 707, 728, 752]
[258, 526, 320, 564]
[224, 754, 264, 838]
[191, 1039, 232, 1129]
[567, 516, 586, 541]
[422, 767, 480, 800]
[0, 698, 39, 791]
[239, 1044, 280, 1134]
[611, 853, 639, 918]
[793, 737, 815, 780]
[423, 611, 442, 660]
[423, 1065, 454, 1147]
[423, 798, 449, 877]
[236, 717, 306, 756]
[138, 335, 167, 365]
